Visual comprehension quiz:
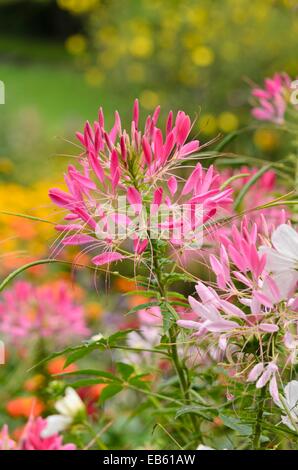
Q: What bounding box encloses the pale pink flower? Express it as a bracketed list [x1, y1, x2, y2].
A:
[0, 425, 16, 450]
[247, 362, 279, 402]
[277, 380, 298, 431]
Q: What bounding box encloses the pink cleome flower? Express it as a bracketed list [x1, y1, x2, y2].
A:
[177, 221, 298, 401]
[251, 73, 293, 124]
[49, 100, 233, 265]
[0, 418, 76, 450]
[0, 281, 89, 346]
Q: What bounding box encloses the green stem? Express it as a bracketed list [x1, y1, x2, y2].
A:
[84, 421, 108, 450]
[252, 386, 266, 450]
[151, 241, 197, 433]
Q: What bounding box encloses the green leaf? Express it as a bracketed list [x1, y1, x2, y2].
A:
[63, 345, 102, 367]
[167, 291, 187, 300]
[0, 210, 54, 225]
[56, 369, 120, 382]
[126, 302, 161, 315]
[31, 330, 133, 371]
[168, 300, 189, 308]
[175, 406, 212, 421]
[128, 378, 150, 390]
[116, 362, 134, 380]
[70, 378, 111, 388]
[100, 384, 123, 403]
[0, 259, 60, 293]
[220, 173, 250, 190]
[214, 130, 240, 152]
[219, 413, 252, 435]
[107, 329, 134, 345]
[124, 290, 158, 298]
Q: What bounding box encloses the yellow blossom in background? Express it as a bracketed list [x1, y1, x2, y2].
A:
[253, 129, 280, 151]
[85, 67, 104, 87]
[0, 158, 14, 175]
[129, 36, 154, 58]
[0, 181, 59, 271]
[191, 46, 214, 67]
[65, 34, 87, 56]
[57, 0, 99, 14]
[199, 114, 218, 136]
[218, 112, 239, 133]
[140, 90, 160, 109]
[126, 63, 146, 83]
[58, 0, 297, 121]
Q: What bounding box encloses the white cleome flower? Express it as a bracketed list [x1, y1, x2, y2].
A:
[41, 415, 72, 438]
[197, 444, 227, 450]
[278, 380, 298, 431]
[260, 224, 298, 299]
[41, 387, 85, 438]
[197, 445, 216, 450]
[55, 387, 85, 418]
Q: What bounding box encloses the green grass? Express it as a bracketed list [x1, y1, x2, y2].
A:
[0, 63, 117, 133]
[0, 35, 138, 133]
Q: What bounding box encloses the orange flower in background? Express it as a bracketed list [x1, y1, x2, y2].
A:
[127, 295, 149, 309]
[88, 383, 107, 401]
[24, 374, 45, 392]
[85, 301, 104, 321]
[47, 357, 77, 376]
[6, 397, 44, 418]
[115, 278, 137, 293]
[12, 426, 26, 441]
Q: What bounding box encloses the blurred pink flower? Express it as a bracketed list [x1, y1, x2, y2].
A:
[216, 167, 288, 236]
[0, 425, 17, 450]
[251, 73, 292, 124]
[0, 281, 89, 346]
[0, 418, 76, 451]
[20, 417, 76, 450]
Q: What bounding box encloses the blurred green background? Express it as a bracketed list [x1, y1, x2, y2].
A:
[0, 0, 297, 185]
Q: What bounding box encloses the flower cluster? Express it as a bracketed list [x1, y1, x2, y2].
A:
[178, 222, 298, 403]
[0, 281, 89, 346]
